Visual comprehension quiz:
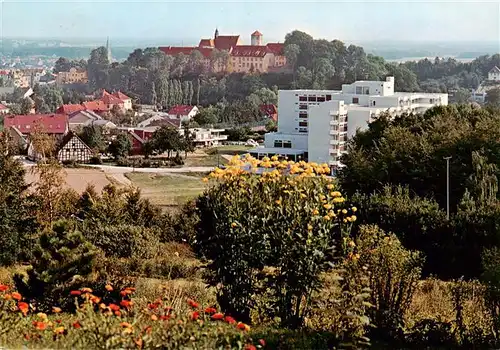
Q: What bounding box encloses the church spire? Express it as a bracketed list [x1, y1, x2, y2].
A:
[214, 28, 219, 39]
[106, 36, 112, 63]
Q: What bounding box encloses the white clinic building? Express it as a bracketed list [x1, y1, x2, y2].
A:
[258, 77, 448, 169]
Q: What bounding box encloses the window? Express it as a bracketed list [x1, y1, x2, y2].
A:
[283, 141, 292, 148]
[332, 125, 339, 131]
[299, 104, 308, 110]
[352, 97, 359, 104]
[355, 86, 362, 94]
[331, 134, 338, 141]
[299, 128, 307, 133]
[299, 121, 308, 127]
[308, 96, 317, 102]
[299, 112, 308, 119]
[274, 140, 283, 148]
[299, 96, 307, 101]
[317, 96, 326, 102]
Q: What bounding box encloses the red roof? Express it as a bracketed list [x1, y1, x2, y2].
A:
[251, 30, 263, 37]
[0, 103, 8, 110]
[101, 90, 123, 105]
[159, 46, 213, 58]
[82, 100, 109, 112]
[260, 104, 277, 115]
[56, 104, 85, 115]
[168, 105, 196, 116]
[266, 43, 285, 55]
[199, 39, 214, 47]
[231, 45, 271, 57]
[113, 91, 130, 101]
[0, 70, 8, 75]
[4, 114, 68, 134]
[214, 35, 240, 50]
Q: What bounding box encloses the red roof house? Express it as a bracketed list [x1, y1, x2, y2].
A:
[0, 103, 9, 114]
[266, 43, 285, 55]
[231, 46, 271, 58]
[214, 35, 240, 50]
[56, 104, 86, 115]
[113, 91, 131, 101]
[260, 104, 278, 122]
[82, 100, 109, 113]
[101, 90, 125, 106]
[167, 105, 199, 121]
[4, 114, 69, 135]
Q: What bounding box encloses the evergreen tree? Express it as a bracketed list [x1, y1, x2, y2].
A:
[151, 81, 157, 107]
[196, 78, 201, 105]
[14, 220, 100, 312]
[188, 80, 194, 105]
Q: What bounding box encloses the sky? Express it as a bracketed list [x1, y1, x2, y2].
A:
[0, 0, 499, 45]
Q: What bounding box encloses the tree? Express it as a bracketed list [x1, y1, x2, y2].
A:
[53, 57, 71, 73]
[14, 220, 100, 312]
[79, 124, 105, 152]
[455, 88, 472, 104]
[20, 97, 33, 114]
[181, 123, 195, 158]
[108, 133, 132, 159]
[194, 106, 219, 126]
[486, 88, 500, 108]
[148, 126, 182, 158]
[0, 134, 38, 265]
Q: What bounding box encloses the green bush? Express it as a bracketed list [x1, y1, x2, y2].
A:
[196, 157, 357, 328]
[352, 225, 424, 341]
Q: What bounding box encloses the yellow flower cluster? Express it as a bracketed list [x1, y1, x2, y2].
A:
[202, 155, 332, 183]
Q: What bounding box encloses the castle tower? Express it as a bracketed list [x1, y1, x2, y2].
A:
[106, 37, 112, 63]
[251, 30, 262, 46]
[214, 28, 219, 39]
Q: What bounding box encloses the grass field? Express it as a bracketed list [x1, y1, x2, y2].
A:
[126, 173, 207, 211]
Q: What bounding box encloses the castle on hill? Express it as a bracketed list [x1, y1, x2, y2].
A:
[159, 29, 287, 74]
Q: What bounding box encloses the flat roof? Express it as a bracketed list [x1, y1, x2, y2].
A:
[247, 147, 305, 155]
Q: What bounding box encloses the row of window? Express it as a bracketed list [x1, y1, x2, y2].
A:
[238, 63, 263, 68]
[298, 95, 332, 102]
[273, 140, 292, 148]
[331, 134, 348, 141]
[331, 125, 348, 132]
[331, 144, 346, 151]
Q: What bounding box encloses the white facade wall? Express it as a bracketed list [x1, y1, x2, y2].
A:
[266, 76, 448, 168]
[489, 70, 500, 81]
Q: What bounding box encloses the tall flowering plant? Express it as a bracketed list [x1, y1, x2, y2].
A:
[196, 155, 357, 327]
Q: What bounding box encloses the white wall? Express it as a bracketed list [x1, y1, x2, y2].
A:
[264, 132, 308, 150]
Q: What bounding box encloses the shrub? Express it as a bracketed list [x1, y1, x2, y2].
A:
[14, 220, 102, 312]
[196, 155, 357, 327]
[89, 156, 102, 165]
[352, 225, 424, 340]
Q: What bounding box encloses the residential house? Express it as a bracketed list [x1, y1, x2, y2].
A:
[260, 104, 278, 122]
[113, 91, 133, 110]
[181, 128, 227, 147]
[229, 46, 274, 73]
[488, 66, 500, 81]
[82, 100, 109, 113]
[68, 110, 115, 130]
[56, 132, 93, 163]
[56, 68, 88, 85]
[56, 104, 86, 115]
[0, 103, 9, 115]
[137, 112, 170, 127]
[167, 105, 199, 121]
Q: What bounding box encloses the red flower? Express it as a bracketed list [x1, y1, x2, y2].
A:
[148, 302, 160, 310]
[204, 307, 217, 314]
[70, 290, 82, 296]
[244, 345, 257, 350]
[211, 312, 224, 320]
[224, 316, 236, 324]
[259, 339, 266, 347]
[120, 300, 132, 309]
[33, 321, 47, 330]
[187, 298, 199, 308]
[11, 292, 22, 301]
[191, 311, 200, 321]
[72, 322, 81, 329]
[105, 284, 113, 292]
[0, 285, 9, 292]
[109, 303, 120, 312]
[237, 322, 250, 331]
[80, 287, 93, 293]
[114, 311, 121, 316]
[18, 302, 29, 315]
[159, 315, 171, 321]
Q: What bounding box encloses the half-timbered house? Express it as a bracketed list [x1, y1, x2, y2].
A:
[57, 132, 93, 163]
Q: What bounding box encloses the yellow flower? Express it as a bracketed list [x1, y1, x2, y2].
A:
[307, 224, 313, 231]
[348, 240, 356, 247]
[323, 204, 332, 210]
[300, 193, 307, 198]
[53, 326, 65, 335]
[351, 215, 357, 221]
[352, 206, 357, 212]
[323, 215, 331, 221]
[231, 222, 237, 228]
[342, 209, 348, 214]
[312, 209, 319, 216]
[37, 312, 48, 320]
[275, 199, 282, 205]
[52, 307, 62, 314]
[333, 197, 345, 203]
[327, 184, 335, 190]
[331, 191, 342, 197]
[202, 177, 209, 183]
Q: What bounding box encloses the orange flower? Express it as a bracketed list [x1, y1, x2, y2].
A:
[211, 312, 224, 320]
[72, 321, 81, 329]
[33, 321, 47, 330]
[120, 322, 132, 328]
[259, 339, 266, 346]
[0, 285, 9, 292]
[159, 315, 171, 321]
[187, 299, 199, 308]
[3, 294, 12, 300]
[105, 284, 113, 292]
[151, 314, 158, 321]
[114, 311, 121, 317]
[244, 345, 257, 350]
[80, 287, 93, 293]
[126, 287, 136, 292]
[135, 338, 143, 348]
[148, 302, 160, 310]
[109, 303, 120, 312]
[70, 290, 82, 296]
[204, 307, 217, 314]
[224, 316, 236, 324]
[18, 302, 29, 315]
[120, 300, 132, 309]
[144, 326, 152, 334]
[52, 306, 62, 314]
[12, 292, 22, 301]
[120, 290, 131, 297]
[237, 322, 250, 331]
[191, 311, 200, 321]
[90, 295, 101, 304]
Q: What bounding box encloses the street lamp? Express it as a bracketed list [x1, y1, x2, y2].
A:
[444, 156, 452, 220]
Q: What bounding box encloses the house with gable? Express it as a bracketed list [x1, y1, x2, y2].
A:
[488, 66, 500, 82]
[167, 105, 199, 122]
[68, 110, 116, 130]
[56, 131, 93, 163]
[0, 103, 9, 115]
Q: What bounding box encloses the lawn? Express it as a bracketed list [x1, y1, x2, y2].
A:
[205, 145, 252, 156]
[126, 173, 207, 211]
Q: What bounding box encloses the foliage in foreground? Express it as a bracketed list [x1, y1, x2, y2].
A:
[0, 286, 261, 349]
